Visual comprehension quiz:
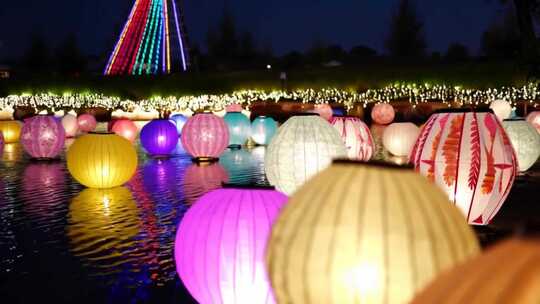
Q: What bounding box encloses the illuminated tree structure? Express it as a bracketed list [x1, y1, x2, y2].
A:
[104, 0, 189, 75]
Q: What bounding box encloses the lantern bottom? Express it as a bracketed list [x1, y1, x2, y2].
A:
[192, 157, 219, 164]
[228, 144, 242, 149]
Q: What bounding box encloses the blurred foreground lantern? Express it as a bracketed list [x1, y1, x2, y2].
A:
[223, 111, 251, 147]
[502, 119, 540, 172]
[0, 131, 3, 153]
[265, 114, 347, 195]
[412, 238, 540, 304]
[527, 111, 540, 133]
[312, 103, 333, 121]
[330, 116, 374, 160]
[251, 116, 278, 145]
[382, 122, 420, 157]
[140, 119, 179, 156]
[21, 115, 65, 159]
[0, 120, 21, 143]
[67, 133, 137, 188]
[267, 161, 480, 304]
[61, 114, 79, 137]
[176, 187, 287, 304]
[181, 113, 229, 161]
[489, 99, 512, 121]
[182, 162, 229, 205]
[371, 103, 395, 125]
[169, 113, 188, 135]
[77, 114, 97, 132]
[111, 119, 138, 143]
[410, 109, 517, 225]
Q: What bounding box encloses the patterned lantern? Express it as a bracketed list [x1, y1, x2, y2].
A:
[67, 133, 137, 188]
[61, 114, 79, 137]
[312, 103, 333, 122]
[181, 113, 229, 161]
[371, 103, 395, 125]
[527, 111, 540, 133]
[21, 115, 65, 159]
[140, 119, 179, 156]
[330, 116, 374, 161]
[410, 109, 517, 225]
[176, 187, 287, 304]
[265, 114, 347, 195]
[0, 120, 21, 143]
[489, 99, 512, 121]
[183, 162, 229, 205]
[223, 112, 251, 147]
[111, 119, 138, 143]
[412, 239, 540, 304]
[170, 113, 188, 135]
[77, 114, 97, 132]
[251, 116, 278, 145]
[382, 122, 420, 157]
[502, 119, 540, 172]
[267, 161, 480, 304]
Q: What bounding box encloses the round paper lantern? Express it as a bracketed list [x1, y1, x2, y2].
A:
[267, 161, 480, 304]
[226, 103, 243, 112]
[412, 238, 540, 304]
[526, 111, 540, 133]
[183, 162, 229, 205]
[330, 116, 374, 160]
[0, 120, 21, 143]
[61, 114, 79, 137]
[77, 114, 97, 132]
[21, 115, 65, 159]
[265, 114, 347, 195]
[312, 103, 333, 122]
[489, 99, 512, 121]
[382, 122, 420, 157]
[251, 116, 278, 145]
[176, 187, 287, 304]
[181, 113, 229, 161]
[410, 109, 517, 225]
[371, 103, 395, 125]
[140, 119, 179, 156]
[67, 133, 137, 188]
[111, 119, 138, 143]
[223, 111, 251, 147]
[0, 131, 4, 153]
[502, 119, 540, 172]
[169, 113, 188, 135]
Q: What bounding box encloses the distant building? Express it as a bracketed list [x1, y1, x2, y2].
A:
[0, 65, 10, 79]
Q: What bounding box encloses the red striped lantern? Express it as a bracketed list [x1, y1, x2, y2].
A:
[181, 113, 229, 161]
[330, 116, 374, 161]
[21, 115, 65, 159]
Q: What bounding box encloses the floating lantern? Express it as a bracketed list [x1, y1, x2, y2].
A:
[0, 120, 21, 143]
[77, 114, 97, 132]
[67, 133, 137, 188]
[410, 109, 517, 225]
[176, 187, 287, 304]
[489, 99, 512, 121]
[251, 116, 278, 145]
[183, 162, 229, 205]
[330, 116, 374, 160]
[502, 119, 540, 172]
[169, 113, 188, 135]
[62, 114, 79, 137]
[265, 114, 347, 195]
[527, 111, 540, 133]
[21, 115, 65, 159]
[111, 119, 138, 143]
[181, 113, 229, 161]
[312, 103, 333, 121]
[371, 103, 395, 125]
[382, 122, 420, 157]
[412, 238, 540, 304]
[140, 119, 179, 156]
[223, 111, 251, 147]
[226, 103, 243, 112]
[267, 161, 480, 304]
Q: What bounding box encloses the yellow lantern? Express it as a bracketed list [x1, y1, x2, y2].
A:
[67, 133, 138, 188]
[0, 120, 22, 143]
[267, 161, 480, 304]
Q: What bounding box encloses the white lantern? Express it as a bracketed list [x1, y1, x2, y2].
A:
[502, 119, 540, 172]
[489, 99, 512, 121]
[382, 122, 420, 157]
[265, 114, 347, 195]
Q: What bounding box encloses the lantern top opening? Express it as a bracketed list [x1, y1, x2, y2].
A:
[503, 118, 526, 122]
[291, 112, 321, 117]
[88, 131, 115, 135]
[221, 183, 276, 190]
[433, 108, 495, 114]
[332, 159, 414, 170]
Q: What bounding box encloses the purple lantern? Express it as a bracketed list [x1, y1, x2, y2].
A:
[140, 119, 179, 156]
[21, 115, 66, 159]
[175, 187, 288, 304]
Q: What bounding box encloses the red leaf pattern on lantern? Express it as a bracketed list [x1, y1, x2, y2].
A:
[481, 115, 497, 195]
[410, 117, 435, 168]
[442, 115, 464, 186]
[468, 113, 481, 190]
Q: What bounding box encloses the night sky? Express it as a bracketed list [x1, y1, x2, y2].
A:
[0, 0, 506, 60]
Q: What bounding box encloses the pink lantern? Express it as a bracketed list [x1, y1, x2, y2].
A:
[226, 103, 243, 112]
[181, 113, 229, 161]
[312, 103, 333, 122]
[410, 109, 517, 225]
[175, 187, 287, 304]
[526, 111, 540, 133]
[330, 116, 374, 160]
[77, 114, 97, 133]
[61, 114, 79, 137]
[182, 163, 229, 205]
[371, 103, 395, 125]
[111, 119, 138, 142]
[21, 115, 65, 159]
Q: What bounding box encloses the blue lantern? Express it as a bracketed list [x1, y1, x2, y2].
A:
[223, 112, 251, 147]
[169, 114, 188, 135]
[251, 116, 278, 145]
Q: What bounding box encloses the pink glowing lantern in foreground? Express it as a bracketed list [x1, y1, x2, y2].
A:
[410, 109, 517, 225]
[175, 187, 287, 304]
[61, 114, 79, 137]
[111, 119, 138, 142]
[77, 114, 97, 132]
[312, 103, 333, 121]
[226, 103, 243, 112]
[21, 115, 65, 159]
[527, 111, 540, 133]
[330, 116, 374, 160]
[181, 113, 229, 161]
[371, 103, 395, 125]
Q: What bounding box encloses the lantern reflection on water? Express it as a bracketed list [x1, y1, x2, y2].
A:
[182, 162, 229, 205]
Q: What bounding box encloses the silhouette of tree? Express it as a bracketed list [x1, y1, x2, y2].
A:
[23, 33, 51, 74]
[385, 0, 426, 59]
[55, 34, 86, 76]
[349, 45, 377, 64]
[445, 43, 470, 62]
[481, 8, 520, 59]
[507, 0, 540, 77]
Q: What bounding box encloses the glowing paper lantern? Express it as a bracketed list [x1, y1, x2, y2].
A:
[61, 114, 79, 137]
[0, 131, 3, 153]
[111, 119, 138, 143]
[176, 187, 287, 304]
[527, 111, 540, 133]
[181, 113, 229, 161]
[265, 114, 347, 195]
[382, 122, 420, 157]
[169, 113, 188, 135]
[21, 115, 65, 159]
[0, 120, 21, 143]
[77, 114, 97, 132]
[412, 239, 540, 304]
[312, 103, 333, 121]
[330, 116, 374, 160]
[502, 119, 540, 171]
[223, 111, 251, 147]
[489, 99, 512, 121]
[226, 103, 243, 112]
[251, 116, 278, 145]
[371, 103, 395, 125]
[67, 133, 137, 188]
[140, 119, 179, 156]
[410, 109, 517, 225]
[183, 162, 229, 205]
[267, 161, 480, 304]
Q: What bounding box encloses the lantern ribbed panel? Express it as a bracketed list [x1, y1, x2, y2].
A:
[502, 120, 540, 172]
[175, 188, 288, 304]
[267, 162, 480, 304]
[140, 119, 179, 155]
[21, 116, 65, 158]
[412, 239, 540, 304]
[526, 111, 540, 133]
[330, 116, 374, 161]
[181, 113, 229, 159]
[251, 116, 278, 145]
[410, 111, 517, 225]
[223, 112, 251, 146]
[382, 122, 420, 157]
[0, 120, 21, 143]
[265, 115, 347, 195]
